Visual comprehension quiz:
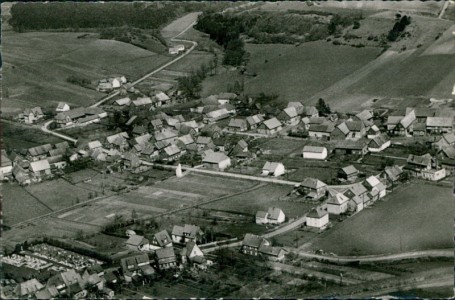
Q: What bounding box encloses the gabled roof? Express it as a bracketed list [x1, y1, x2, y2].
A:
[126, 235, 147, 247]
[407, 153, 433, 166]
[366, 175, 381, 187]
[256, 211, 268, 219]
[261, 118, 282, 130]
[405, 107, 435, 118]
[135, 133, 152, 145]
[348, 182, 368, 196]
[115, 97, 131, 105]
[155, 129, 178, 141]
[309, 123, 334, 133]
[300, 177, 326, 189]
[335, 140, 367, 150]
[337, 122, 350, 135]
[237, 139, 248, 149]
[387, 116, 402, 126]
[384, 165, 403, 181]
[229, 118, 248, 128]
[441, 132, 455, 144]
[400, 110, 416, 128]
[133, 97, 153, 106]
[267, 207, 284, 220]
[107, 132, 129, 144]
[369, 134, 389, 147]
[302, 106, 318, 116]
[153, 230, 172, 247]
[27, 144, 52, 157]
[341, 165, 358, 175]
[346, 121, 364, 132]
[150, 119, 163, 127]
[243, 233, 266, 248]
[246, 114, 264, 126]
[368, 124, 380, 133]
[15, 279, 44, 297]
[172, 225, 185, 237]
[303, 146, 326, 153]
[55, 141, 69, 149]
[203, 152, 230, 164]
[262, 161, 284, 172]
[156, 247, 176, 260]
[326, 189, 349, 205]
[218, 92, 237, 100]
[30, 159, 51, 172]
[58, 102, 69, 110]
[355, 110, 373, 121]
[258, 244, 284, 257]
[426, 117, 453, 127]
[307, 207, 327, 219]
[178, 134, 195, 145]
[283, 107, 298, 118]
[164, 144, 181, 157]
[196, 136, 213, 145]
[154, 92, 170, 102]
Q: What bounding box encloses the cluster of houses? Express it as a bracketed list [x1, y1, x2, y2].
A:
[241, 233, 286, 261]
[1, 142, 70, 185]
[97, 75, 127, 93]
[168, 44, 185, 55]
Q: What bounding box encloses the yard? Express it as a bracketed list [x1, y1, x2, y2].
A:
[309, 181, 453, 255]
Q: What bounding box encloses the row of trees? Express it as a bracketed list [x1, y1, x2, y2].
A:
[177, 56, 218, 99]
[387, 15, 411, 42]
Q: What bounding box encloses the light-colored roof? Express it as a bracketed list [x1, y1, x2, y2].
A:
[426, 117, 453, 127]
[262, 118, 282, 129]
[135, 133, 152, 145]
[133, 97, 153, 106]
[107, 132, 129, 144]
[178, 134, 195, 145]
[154, 92, 170, 102]
[126, 235, 146, 247]
[246, 114, 264, 126]
[346, 121, 364, 132]
[206, 108, 230, 119]
[218, 92, 237, 100]
[337, 122, 350, 135]
[355, 110, 373, 121]
[263, 161, 284, 172]
[57, 102, 69, 109]
[256, 211, 268, 219]
[303, 146, 326, 153]
[341, 165, 358, 175]
[229, 118, 248, 128]
[267, 207, 284, 220]
[400, 110, 416, 128]
[27, 144, 53, 157]
[30, 159, 51, 172]
[369, 134, 389, 147]
[387, 116, 402, 125]
[243, 233, 267, 248]
[164, 144, 181, 157]
[307, 207, 327, 219]
[115, 97, 131, 105]
[326, 189, 349, 205]
[155, 129, 177, 141]
[366, 176, 381, 187]
[283, 107, 298, 118]
[300, 177, 326, 189]
[203, 152, 230, 164]
[196, 136, 213, 145]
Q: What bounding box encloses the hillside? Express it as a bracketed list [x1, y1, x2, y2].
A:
[2, 31, 172, 112]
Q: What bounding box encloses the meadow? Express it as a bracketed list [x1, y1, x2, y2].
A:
[309, 181, 453, 255]
[2, 122, 62, 151]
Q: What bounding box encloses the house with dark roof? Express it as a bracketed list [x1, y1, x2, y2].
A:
[15, 279, 44, 298]
[308, 123, 334, 140]
[367, 124, 381, 139]
[155, 247, 177, 270]
[338, 165, 359, 182]
[196, 136, 215, 151]
[345, 121, 366, 140]
[151, 230, 172, 249]
[426, 117, 453, 134]
[306, 207, 329, 228]
[405, 107, 435, 124]
[380, 165, 404, 187]
[46, 269, 84, 297]
[246, 114, 264, 130]
[257, 118, 283, 136]
[22, 107, 44, 124]
[299, 178, 327, 200]
[258, 244, 286, 261]
[278, 107, 300, 125]
[368, 134, 391, 152]
[171, 224, 204, 245]
[228, 118, 248, 132]
[241, 233, 270, 256]
[120, 254, 154, 281]
[26, 144, 53, 161]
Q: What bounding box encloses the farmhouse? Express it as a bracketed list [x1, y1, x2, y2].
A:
[287, 102, 304, 115]
[255, 207, 285, 224]
[163, 144, 183, 161]
[345, 121, 366, 140]
[302, 146, 328, 160]
[308, 123, 334, 140]
[56, 102, 70, 112]
[151, 230, 172, 249]
[434, 132, 455, 149]
[155, 247, 177, 270]
[15, 279, 44, 298]
[364, 176, 387, 199]
[180, 242, 205, 265]
[354, 109, 373, 124]
[171, 224, 203, 245]
[153, 92, 171, 107]
[125, 235, 150, 252]
[306, 207, 329, 229]
[196, 136, 215, 151]
[204, 108, 231, 123]
[246, 114, 264, 129]
[346, 194, 364, 213]
[106, 132, 129, 151]
[217, 92, 237, 105]
[344, 183, 370, 206]
[299, 178, 327, 200]
[241, 233, 270, 256]
[29, 160, 52, 179]
[301, 106, 319, 118]
[381, 165, 404, 187]
[115, 97, 131, 106]
[25, 144, 52, 161]
[277, 107, 300, 125]
[155, 129, 178, 145]
[228, 118, 248, 132]
[229, 139, 248, 156]
[202, 152, 231, 171]
[421, 168, 447, 181]
[262, 161, 285, 177]
[330, 122, 350, 140]
[368, 135, 391, 152]
[120, 254, 153, 281]
[406, 107, 436, 123]
[406, 153, 434, 171]
[132, 97, 153, 107]
[258, 245, 286, 262]
[367, 124, 381, 139]
[21, 107, 44, 124]
[333, 140, 368, 156]
[338, 165, 359, 182]
[257, 118, 283, 136]
[326, 188, 349, 215]
[426, 117, 453, 134]
[13, 165, 31, 185]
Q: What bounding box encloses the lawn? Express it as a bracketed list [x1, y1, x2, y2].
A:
[2, 122, 62, 152]
[2, 184, 52, 225]
[201, 41, 382, 104]
[2, 31, 171, 109]
[309, 181, 453, 255]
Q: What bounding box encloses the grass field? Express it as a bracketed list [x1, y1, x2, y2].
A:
[2, 122, 62, 151]
[201, 41, 382, 104]
[166, 50, 214, 73]
[309, 181, 453, 255]
[2, 31, 172, 109]
[2, 184, 52, 225]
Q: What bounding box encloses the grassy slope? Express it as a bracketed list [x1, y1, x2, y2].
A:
[2, 31, 172, 109]
[2, 122, 62, 151]
[309, 182, 453, 255]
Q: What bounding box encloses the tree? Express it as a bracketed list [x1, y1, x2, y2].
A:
[316, 98, 331, 116]
[131, 209, 138, 221]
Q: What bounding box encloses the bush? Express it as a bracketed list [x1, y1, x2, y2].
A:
[66, 75, 91, 87]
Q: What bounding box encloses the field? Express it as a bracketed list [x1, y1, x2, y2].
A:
[2, 31, 172, 110]
[2, 184, 52, 225]
[202, 41, 381, 104]
[2, 122, 62, 151]
[309, 182, 453, 255]
[160, 12, 201, 40]
[165, 50, 214, 73]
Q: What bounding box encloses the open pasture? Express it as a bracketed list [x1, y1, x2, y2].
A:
[2, 122, 62, 151]
[309, 182, 453, 255]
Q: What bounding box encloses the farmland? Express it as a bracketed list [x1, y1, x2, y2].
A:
[2, 31, 172, 110]
[309, 181, 453, 256]
[2, 122, 62, 151]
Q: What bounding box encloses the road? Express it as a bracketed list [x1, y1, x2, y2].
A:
[439, 0, 450, 19]
[41, 120, 78, 144]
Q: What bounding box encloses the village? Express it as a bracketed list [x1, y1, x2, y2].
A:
[1, 66, 454, 298]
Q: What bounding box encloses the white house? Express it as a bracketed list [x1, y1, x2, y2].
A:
[326, 188, 349, 215]
[262, 161, 285, 177]
[368, 135, 391, 153]
[56, 102, 70, 112]
[255, 211, 269, 224]
[306, 207, 329, 229]
[255, 207, 285, 225]
[202, 152, 231, 171]
[421, 168, 446, 181]
[302, 146, 328, 160]
[364, 176, 387, 199]
[257, 118, 283, 136]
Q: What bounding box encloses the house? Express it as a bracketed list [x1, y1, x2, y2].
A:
[200, 124, 223, 139]
[106, 132, 129, 151]
[204, 108, 231, 123]
[153, 92, 171, 107]
[262, 161, 285, 177]
[202, 152, 231, 171]
[367, 125, 381, 139]
[347, 194, 364, 213]
[228, 118, 248, 132]
[56, 102, 70, 112]
[364, 176, 387, 199]
[241, 233, 270, 256]
[381, 165, 404, 187]
[330, 122, 350, 140]
[178, 134, 195, 147]
[345, 121, 366, 140]
[47, 269, 84, 296]
[354, 109, 373, 124]
[277, 107, 300, 126]
[196, 136, 215, 151]
[287, 102, 304, 115]
[163, 144, 182, 161]
[421, 168, 447, 181]
[26, 144, 52, 161]
[308, 123, 334, 140]
[258, 245, 286, 261]
[12, 165, 31, 185]
[434, 132, 455, 150]
[123, 152, 141, 169]
[115, 97, 131, 106]
[338, 165, 359, 182]
[15, 279, 45, 298]
[301, 106, 319, 118]
[229, 139, 248, 156]
[217, 92, 237, 105]
[171, 224, 204, 245]
[255, 211, 269, 224]
[406, 107, 435, 123]
[47, 155, 67, 170]
[246, 114, 264, 130]
[257, 118, 283, 136]
[426, 117, 453, 134]
[413, 123, 427, 136]
[386, 116, 403, 135]
[407, 153, 434, 171]
[155, 247, 177, 270]
[299, 178, 327, 200]
[23, 107, 44, 124]
[400, 110, 416, 136]
[302, 146, 328, 160]
[344, 183, 369, 207]
[120, 254, 154, 281]
[266, 207, 285, 224]
[29, 159, 52, 178]
[368, 135, 391, 152]
[132, 97, 153, 107]
[326, 188, 349, 215]
[333, 140, 368, 156]
[155, 129, 178, 145]
[150, 230, 172, 249]
[306, 207, 329, 228]
[180, 241, 204, 264]
[125, 235, 150, 251]
[87, 140, 103, 151]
